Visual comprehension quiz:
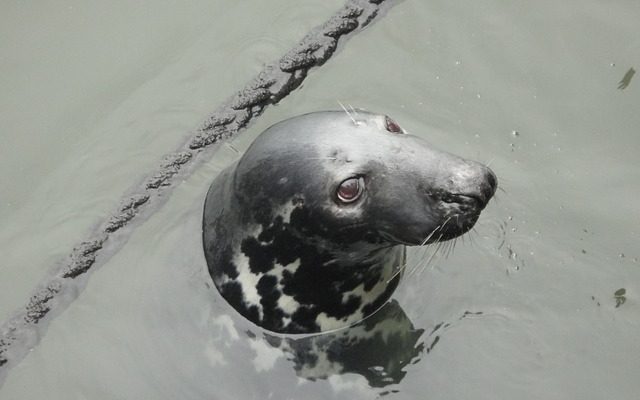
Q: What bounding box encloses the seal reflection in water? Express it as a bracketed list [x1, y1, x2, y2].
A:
[203, 110, 496, 334]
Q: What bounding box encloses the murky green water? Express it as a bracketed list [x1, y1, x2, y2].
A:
[1, 0, 639, 399]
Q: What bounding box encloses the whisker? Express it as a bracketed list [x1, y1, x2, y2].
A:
[348, 104, 359, 119]
[416, 235, 444, 276]
[407, 243, 435, 277]
[441, 240, 451, 259]
[420, 224, 442, 246]
[337, 100, 357, 125]
[445, 240, 453, 258]
[420, 217, 451, 271]
[467, 229, 478, 248]
[387, 262, 408, 283]
[424, 241, 443, 275]
[224, 142, 241, 154]
[387, 223, 442, 282]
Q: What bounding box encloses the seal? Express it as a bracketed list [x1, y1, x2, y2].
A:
[202, 110, 496, 334]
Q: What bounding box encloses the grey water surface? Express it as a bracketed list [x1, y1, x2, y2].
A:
[1, 0, 639, 399]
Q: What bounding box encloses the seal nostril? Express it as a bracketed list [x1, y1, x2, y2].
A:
[474, 168, 497, 208]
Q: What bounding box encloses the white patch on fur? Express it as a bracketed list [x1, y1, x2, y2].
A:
[277, 201, 299, 225]
[268, 259, 299, 281]
[316, 255, 399, 331]
[232, 250, 264, 320]
[316, 312, 349, 332]
[269, 259, 301, 316]
[278, 293, 301, 315]
[227, 216, 303, 324]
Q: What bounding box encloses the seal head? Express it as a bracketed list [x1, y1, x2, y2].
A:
[203, 111, 496, 333]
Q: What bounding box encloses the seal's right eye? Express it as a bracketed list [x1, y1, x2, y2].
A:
[385, 116, 403, 134]
[336, 177, 364, 204]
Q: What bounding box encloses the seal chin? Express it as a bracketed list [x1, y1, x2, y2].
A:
[434, 212, 480, 242]
[400, 214, 480, 246]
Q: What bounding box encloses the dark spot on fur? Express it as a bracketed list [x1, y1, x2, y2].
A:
[291, 306, 321, 333]
[220, 281, 260, 323]
[215, 210, 401, 333]
[363, 272, 380, 291]
[282, 260, 363, 321]
[257, 275, 284, 331]
[241, 237, 275, 274]
[362, 274, 400, 316]
[215, 247, 239, 279]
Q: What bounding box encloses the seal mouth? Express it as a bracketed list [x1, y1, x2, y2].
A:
[426, 193, 486, 243]
[442, 193, 485, 210]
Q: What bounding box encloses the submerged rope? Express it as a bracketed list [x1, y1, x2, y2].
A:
[0, 0, 400, 380]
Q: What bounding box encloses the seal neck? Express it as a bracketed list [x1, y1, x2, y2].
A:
[213, 217, 404, 333]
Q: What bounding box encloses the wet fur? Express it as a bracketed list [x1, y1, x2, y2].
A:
[203, 111, 496, 333]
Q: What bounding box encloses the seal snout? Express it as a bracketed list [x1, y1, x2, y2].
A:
[481, 167, 498, 205]
[444, 161, 497, 210]
[470, 166, 497, 209]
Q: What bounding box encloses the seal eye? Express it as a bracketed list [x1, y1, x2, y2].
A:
[336, 177, 364, 203]
[385, 116, 403, 134]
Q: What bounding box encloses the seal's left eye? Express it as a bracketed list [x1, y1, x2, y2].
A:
[385, 116, 403, 134]
[336, 177, 364, 203]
